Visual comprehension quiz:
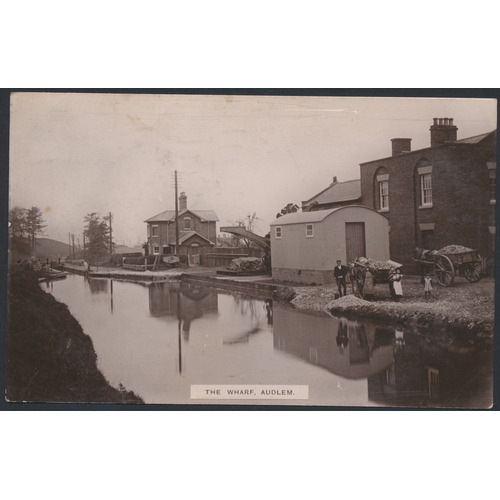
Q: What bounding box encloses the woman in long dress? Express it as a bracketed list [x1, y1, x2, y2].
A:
[391, 268, 403, 302]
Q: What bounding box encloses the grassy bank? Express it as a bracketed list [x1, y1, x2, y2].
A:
[289, 275, 495, 336]
[6, 270, 143, 403]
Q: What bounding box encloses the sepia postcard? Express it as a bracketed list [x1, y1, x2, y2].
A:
[5, 92, 497, 408]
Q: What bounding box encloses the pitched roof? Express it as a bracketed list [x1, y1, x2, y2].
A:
[361, 129, 496, 165]
[302, 179, 361, 207]
[455, 131, 494, 144]
[178, 231, 213, 244]
[145, 208, 219, 223]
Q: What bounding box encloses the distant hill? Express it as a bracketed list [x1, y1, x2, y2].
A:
[115, 244, 144, 255]
[33, 238, 73, 258]
[8, 237, 72, 265]
[9, 238, 143, 265]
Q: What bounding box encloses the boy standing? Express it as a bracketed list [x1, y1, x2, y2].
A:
[424, 274, 433, 299]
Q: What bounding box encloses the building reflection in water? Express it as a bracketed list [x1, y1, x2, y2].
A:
[87, 277, 108, 294]
[273, 306, 394, 380]
[148, 282, 219, 374]
[273, 303, 492, 408]
[148, 282, 219, 340]
[367, 331, 493, 408]
[85, 278, 114, 314]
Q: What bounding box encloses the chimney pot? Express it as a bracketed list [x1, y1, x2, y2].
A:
[430, 117, 458, 147]
[391, 138, 412, 156]
[179, 192, 187, 211]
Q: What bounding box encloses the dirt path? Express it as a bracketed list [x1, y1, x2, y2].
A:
[289, 275, 495, 336]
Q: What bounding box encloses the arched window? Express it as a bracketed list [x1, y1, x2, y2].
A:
[415, 158, 433, 208]
[374, 167, 389, 211]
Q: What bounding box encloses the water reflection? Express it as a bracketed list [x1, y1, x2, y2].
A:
[367, 332, 493, 408]
[148, 282, 218, 342]
[273, 307, 394, 379]
[43, 275, 493, 407]
[87, 277, 109, 294]
[272, 303, 491, 408]
[85, 278, 114, 313]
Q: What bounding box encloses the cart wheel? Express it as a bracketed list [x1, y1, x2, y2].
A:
[433, 255, 455, 287]
[464, 261, 482, 282]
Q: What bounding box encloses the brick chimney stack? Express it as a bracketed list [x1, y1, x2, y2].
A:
[430, 117, 458, 147]
[391, 138, 412, 156]
[179, 192, 187, 211]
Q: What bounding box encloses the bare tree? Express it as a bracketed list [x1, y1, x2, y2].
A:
[230, 212, 262, 248]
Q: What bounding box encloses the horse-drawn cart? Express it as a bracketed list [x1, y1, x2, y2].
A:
[350, 257, 401, 299]
[413, 245, 483, 287]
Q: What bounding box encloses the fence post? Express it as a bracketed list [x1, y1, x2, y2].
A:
[145, 258, 147, 271]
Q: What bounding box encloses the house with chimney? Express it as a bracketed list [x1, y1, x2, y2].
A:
[144, 192, 219, 257]
[359, 117, 496, 269]
[302, 118, 496, 270]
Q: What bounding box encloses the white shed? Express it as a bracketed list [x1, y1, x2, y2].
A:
[270, 205, 390, 284]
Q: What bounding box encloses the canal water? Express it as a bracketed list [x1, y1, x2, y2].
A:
[43, 274, 493, 407]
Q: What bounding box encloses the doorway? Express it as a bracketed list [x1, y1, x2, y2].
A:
[345, 222, 366, 263]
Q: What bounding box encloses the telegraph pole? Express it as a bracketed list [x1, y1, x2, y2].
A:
[174, 170, 179, 255]
[108, 212, 113, 261]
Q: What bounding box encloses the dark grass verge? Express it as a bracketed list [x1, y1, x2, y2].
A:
[6, 270, 144, 404]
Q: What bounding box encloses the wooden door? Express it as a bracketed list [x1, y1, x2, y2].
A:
[345, 222, 366, 263]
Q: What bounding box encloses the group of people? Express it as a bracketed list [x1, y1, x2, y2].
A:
[333, 259, 433, 302]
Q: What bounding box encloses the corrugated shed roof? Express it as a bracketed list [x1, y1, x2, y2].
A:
[302, 179, 361, 206]
[145, 208, 219, 223]
[271, 205, 381, 226]
[271, 208, 340, 225]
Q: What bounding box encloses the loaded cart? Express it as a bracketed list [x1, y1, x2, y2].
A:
[413, 245, 483, 287]
[350, 257, 402, 299]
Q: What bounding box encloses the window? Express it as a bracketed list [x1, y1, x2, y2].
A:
[153, 245, 160, 255]
[306, 224, 314, 238]
[417, 165, 433, 208]
[152, 225, 159, 236]
[376, 173, 389, 211]
[147, 225, 151, 237]
[184, 217, 191, 230]
[379, 180, 389, 210]
[420, 173, 433, 206]
[488, 163, 496, 203]
[275, 226, 282, 239]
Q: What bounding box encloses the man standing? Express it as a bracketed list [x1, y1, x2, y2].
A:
[334, 260, 348, 297]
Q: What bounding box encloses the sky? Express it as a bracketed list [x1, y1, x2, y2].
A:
[9, 92, 497, 248]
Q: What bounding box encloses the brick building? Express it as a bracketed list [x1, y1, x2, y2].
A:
[144, 192, 219, 256]
[359, 118, 496, 269]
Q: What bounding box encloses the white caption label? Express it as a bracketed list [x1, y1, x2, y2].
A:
[191, 385, 309, 400]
